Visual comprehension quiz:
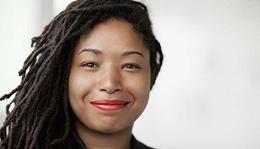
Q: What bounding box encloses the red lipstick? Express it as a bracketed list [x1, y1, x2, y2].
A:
[90, 100, 129, 111]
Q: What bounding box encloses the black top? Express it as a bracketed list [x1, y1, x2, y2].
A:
[130, 135, 155, 149]
[69, 130, 155, 149]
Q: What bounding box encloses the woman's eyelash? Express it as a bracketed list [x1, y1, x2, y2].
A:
[81, 62, 98, 68]
[122, 63, 141, 69]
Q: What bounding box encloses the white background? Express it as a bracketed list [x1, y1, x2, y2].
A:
[0, 0, 260, 148]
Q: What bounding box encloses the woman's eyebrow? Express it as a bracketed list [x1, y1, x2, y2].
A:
[78, 48, 102, 55]
[78, 49, 144, 58]
[122, 51, 144, 58]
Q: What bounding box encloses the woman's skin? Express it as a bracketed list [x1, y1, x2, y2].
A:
[68, 19, 151, 149]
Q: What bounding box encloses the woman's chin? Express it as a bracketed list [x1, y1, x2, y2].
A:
[91, 124, 132, 135]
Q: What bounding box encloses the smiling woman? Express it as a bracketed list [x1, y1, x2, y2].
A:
[69, 20, 152, 148]
[0, 0, 163, 149]
[69, 20, 151, 148]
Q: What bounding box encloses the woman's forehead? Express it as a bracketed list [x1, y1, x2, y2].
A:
[74, 19, 149, 55]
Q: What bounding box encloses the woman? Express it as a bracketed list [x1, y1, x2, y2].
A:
[0, 0, 163, 148]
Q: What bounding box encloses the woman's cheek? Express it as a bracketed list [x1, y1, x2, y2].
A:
[124, 71, 150, 99]
[69, 69, 93, 102]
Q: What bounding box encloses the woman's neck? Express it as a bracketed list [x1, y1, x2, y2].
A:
[75, 121, 132, 149]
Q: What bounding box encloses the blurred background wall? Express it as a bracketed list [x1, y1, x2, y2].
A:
[0, 0, 260, 148]
[0, 0, 53, 124]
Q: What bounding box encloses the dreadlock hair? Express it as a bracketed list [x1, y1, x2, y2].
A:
[0, 0, 163, 148]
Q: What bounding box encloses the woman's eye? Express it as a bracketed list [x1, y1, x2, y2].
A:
[81, 62, 98, 68]
[123, 63, 141, 70]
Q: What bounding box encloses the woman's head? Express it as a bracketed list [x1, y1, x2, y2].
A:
[0, 0, 163, 148]
[69, 19, 151, 135]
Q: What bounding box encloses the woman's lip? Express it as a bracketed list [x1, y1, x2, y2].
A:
[90, 100, 130, 111]
[90, 100, 129, 105]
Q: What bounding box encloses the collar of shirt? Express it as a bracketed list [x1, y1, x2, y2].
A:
[70, 130, 155, 149]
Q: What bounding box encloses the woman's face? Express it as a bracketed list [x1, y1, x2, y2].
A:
[68, 19, 151, 134]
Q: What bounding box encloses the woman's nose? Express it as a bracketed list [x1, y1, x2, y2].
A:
[98, 68, 122, 94]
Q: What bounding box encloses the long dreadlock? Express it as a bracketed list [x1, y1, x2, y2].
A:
[0, 0, 163, 148]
